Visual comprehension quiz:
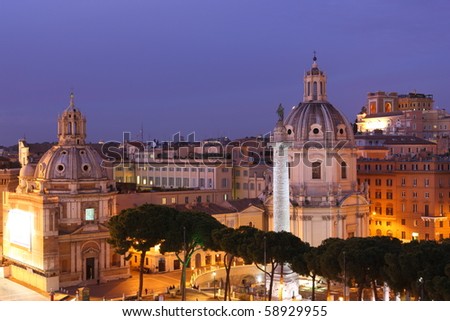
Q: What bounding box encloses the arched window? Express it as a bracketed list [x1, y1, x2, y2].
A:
[312, 161, 321, 179]
[313, 81, 318, 100]
[73, 122, 77, 134]
[67, 122, 72, 134]
[341, 161, 347, 179]
[307, 82, 311, 96]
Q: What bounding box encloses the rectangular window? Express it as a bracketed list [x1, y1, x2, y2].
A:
[401, 231, 406, 239]
[85, 208, 95, 221]
[312, 162, 321, 179]
[386, 179, 393, 186]
[161, 197, 167, 205]
[171, 197, 176, 204]
[221, 178, 228, 188]
[401, 219, 406, 225]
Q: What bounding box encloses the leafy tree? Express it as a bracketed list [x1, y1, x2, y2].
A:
[341, 236, 402, 301]
[238, 228, 308, 301]
[318, 237, 346, 298]
[212, 226, 250, 301]
[108, 204, 175, 298]
[159, 210, 225, 301]
[292, 244, 320, 301]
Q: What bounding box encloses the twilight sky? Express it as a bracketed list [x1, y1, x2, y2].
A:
[1, 0, 450, 146]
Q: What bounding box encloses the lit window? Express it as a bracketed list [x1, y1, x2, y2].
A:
[85, 208, 95, 221]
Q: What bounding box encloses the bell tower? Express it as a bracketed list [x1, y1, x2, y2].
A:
[57, 92, 87, 146]
[303, 52, 328, 102]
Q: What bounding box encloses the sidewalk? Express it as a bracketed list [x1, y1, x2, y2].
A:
[0, 278, 48, 301]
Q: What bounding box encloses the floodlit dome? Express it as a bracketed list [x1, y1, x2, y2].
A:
[35, 145, 108, 181]
[284, 101, 355, 145]
[282, 54, 354, 146]
[34, 92, 110, 182]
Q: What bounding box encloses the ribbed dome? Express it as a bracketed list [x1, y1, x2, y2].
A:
[35, 145, 109, 181]
[284, 102, 355, 145]
[19, 163, 36, 178]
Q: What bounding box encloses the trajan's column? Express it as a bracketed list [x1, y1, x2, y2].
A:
[268, 104, 299, 300]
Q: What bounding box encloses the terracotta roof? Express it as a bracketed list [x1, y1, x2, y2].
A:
[175, 203, 233, 215]
[226, 198, 265, 212]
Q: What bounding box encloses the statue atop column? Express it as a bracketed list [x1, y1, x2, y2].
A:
[276, 104, 284, 122]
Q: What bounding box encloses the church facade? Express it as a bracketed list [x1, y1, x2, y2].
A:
[2, 94, 129, 292]
[265, 56, 370, 247]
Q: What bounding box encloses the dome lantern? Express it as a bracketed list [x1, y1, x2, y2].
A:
[57, 92, 87, 146]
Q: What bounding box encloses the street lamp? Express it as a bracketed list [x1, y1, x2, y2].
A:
[418, 277, 424, 301]
[212, 271, 217, 298]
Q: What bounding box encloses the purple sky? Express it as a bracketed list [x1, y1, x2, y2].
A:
[1, 0, 450, 146]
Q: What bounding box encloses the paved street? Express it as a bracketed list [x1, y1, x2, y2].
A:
[0, 278, 48, 301]
[64, 269, 193, 300]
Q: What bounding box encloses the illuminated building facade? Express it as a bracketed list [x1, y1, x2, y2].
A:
[2, 94, 129, 292]
[265, 56, 370, 247]
[357, 157, 450, 241]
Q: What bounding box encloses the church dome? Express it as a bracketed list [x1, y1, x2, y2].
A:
[33, 93, 111, 182]
[281, 54, 355, 146]
[19, 163, 36, 178]
[35, 145, 109, 181]
[284, 102, 355, 145]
